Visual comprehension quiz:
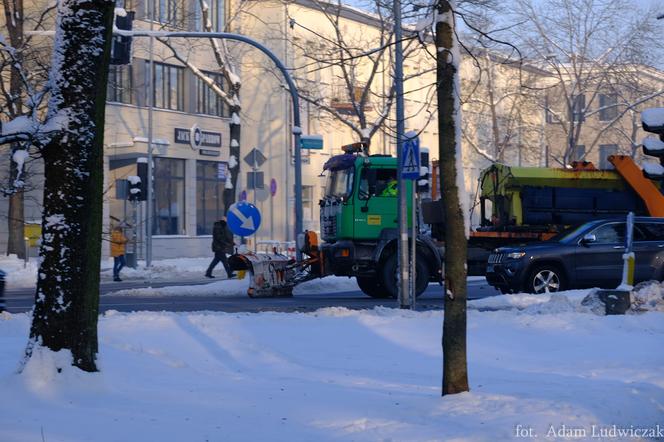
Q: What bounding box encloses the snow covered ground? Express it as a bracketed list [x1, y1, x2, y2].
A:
[0, 255, 220, 289]
[1, 287, 663, 441]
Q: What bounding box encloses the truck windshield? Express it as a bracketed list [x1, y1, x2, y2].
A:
[325, 167, 354, 199]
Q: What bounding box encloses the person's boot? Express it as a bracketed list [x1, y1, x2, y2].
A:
[205, 273, 215, 278]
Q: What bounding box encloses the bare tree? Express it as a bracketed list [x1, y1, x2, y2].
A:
[284, 0, 433, 151]
[0, 1, 55, 258]
[511, 0, 664, 165]
[0, 0, 115, 372]
[461, 50, 544, 165]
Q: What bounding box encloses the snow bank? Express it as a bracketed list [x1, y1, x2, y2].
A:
[0, 255, 218, 289]
[0, 255, 41, 289]
[0, 307, 662, 441]
[631, 280, 664, 312]
[468, 289, 591, 312]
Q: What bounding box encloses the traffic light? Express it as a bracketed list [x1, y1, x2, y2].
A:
[417, 147, 430, 193]
[127, 175, 142, 201]
[110, 10, 134, 65]
[127, 158, 148, 202]
[641, 107, 664, 179]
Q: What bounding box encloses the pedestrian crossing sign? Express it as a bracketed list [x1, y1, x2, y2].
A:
[401, 136, 420, 180]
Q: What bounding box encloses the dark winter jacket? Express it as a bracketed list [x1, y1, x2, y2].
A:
[212, 220, 234, 254]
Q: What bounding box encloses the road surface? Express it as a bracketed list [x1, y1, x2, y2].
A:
[4, 278, 500, 314]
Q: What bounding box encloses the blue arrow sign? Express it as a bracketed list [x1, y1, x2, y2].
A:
[401, 136, 420, 180]
[227, 201, 262, 237]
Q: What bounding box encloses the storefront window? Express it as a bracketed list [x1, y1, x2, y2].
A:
[153, 158, 185, 235]
[197, 161, 226, 235]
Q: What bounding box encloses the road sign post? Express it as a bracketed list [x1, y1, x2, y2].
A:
[401, 132, 420, 308]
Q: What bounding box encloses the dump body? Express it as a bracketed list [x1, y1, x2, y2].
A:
[478, 163, 648, 228]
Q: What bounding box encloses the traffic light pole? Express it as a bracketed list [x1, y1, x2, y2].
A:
[120, 30, 304, 261]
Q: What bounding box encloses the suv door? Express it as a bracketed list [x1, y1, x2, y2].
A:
[634, 221, 664, 282]
[575, 222, 626, 288]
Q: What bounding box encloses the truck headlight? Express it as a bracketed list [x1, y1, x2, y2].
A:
[507, 252, 526, 260]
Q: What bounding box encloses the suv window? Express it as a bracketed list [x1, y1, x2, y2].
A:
[636, 222, 664, 241]
[590, 222, 647, 243]
[591, 223, 625, 243]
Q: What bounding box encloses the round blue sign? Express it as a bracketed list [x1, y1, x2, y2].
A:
[227, 201, 261, 237]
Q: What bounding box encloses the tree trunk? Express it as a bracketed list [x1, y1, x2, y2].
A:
[4, 0, 26, 259]
[436, 0, 469, 396]
[224, 105, 241, 212]
[26, 0, 114, 372]
[7, 153, 25, 259]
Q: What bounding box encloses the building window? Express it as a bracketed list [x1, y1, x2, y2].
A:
[153, 158, 185, 235]
[107, 65, 133, 104]
[145, 0, 184, 27]
[148, 62, 184, 111]
[544, 95, 555, 123]
[572, 145, 586, 162]
[599, 94, 618, 121]
[571, 94, 585, 122]
[197, 161, 226, 235]
[196, 72, 227, 117]
[599, 144, 618, 169]
[194, 0, 225, 31]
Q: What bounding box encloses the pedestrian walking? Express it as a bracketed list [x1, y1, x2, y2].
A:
[111, 225, 128, 282]
[205, 216, 235, 279]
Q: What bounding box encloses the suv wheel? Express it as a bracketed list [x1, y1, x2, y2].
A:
[527, 265, 566, 294]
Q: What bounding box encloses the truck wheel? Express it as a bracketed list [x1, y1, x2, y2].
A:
[527, 265, 566, 294]
[356, 276, 389, 298]
[380, 252, 431, 298]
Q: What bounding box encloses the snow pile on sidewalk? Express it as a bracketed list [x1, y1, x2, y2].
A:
[1, 307, 663, 441]
[0, 255, 40, 289]
[0, 255, 221, 289]
[468, 289, 591, 312]
[469, 283, 664, 314]
[631, 280, 664, 312]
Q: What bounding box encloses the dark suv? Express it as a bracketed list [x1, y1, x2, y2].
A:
[486, 217, 664, 294]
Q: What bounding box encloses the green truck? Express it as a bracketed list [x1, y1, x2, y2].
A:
[317, 151, 443, 298]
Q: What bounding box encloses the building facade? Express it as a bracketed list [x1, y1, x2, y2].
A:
[2, 0, 664, 259]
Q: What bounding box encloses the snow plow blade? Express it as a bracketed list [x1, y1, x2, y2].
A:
[228, 231, 324, 298]
[228, 252, 296, 297]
